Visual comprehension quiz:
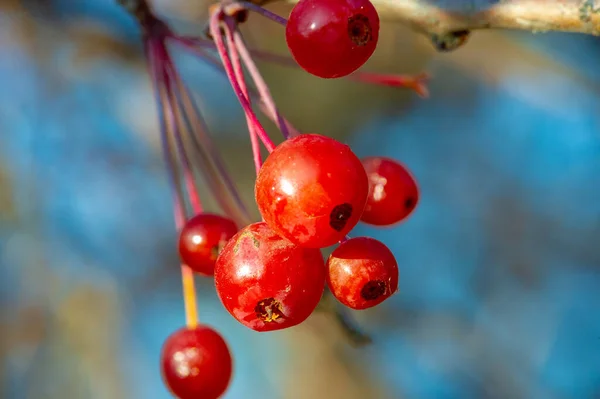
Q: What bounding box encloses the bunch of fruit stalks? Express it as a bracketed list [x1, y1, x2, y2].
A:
[119, 0, 428, 397]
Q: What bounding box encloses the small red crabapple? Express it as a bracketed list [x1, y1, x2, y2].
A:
[178, 213, 239, 275]
[255, 133, 369, 249]
[286, 0, 380, 78]
[361, 156, 419, 226]
[326, 236, 398, 310]
[160, 325, 233, 399]
[214, 221, 326, 331]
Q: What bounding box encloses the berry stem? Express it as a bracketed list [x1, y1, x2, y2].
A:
[229, 22, 296, 139]
[174, 204, 200, 329]
[146, 38, 186, 213]
[164, 43, 253, 226]
[146, 37, 199, 328]
[176, 36, 429, 97]
[230, 1, 288, 26]
[209, 8, 276, 152]
[172, 36, 301, 137]
[348, 71, 430, 98]
[223, 17, 264, 174]
[250, 49, 430, 97]
[158, 43, 204, 214]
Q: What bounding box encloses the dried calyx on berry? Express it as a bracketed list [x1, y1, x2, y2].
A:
[214, 222, 326, 331]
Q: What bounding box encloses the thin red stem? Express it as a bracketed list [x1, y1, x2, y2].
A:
[223, 18, 263, 174]
[176, 36, 429, 97]
[349, 72, 430, 98]
[231, 25, 296, 139]
[146, 39, 185, 209]
[158, 43, 204, 214]
[164, 39, 252, 226]
[146, 36, 199, 328]
[209, 9, 276, 152]
[171, 37, 300, 137]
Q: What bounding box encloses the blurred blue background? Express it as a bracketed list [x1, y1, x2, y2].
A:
[1, 0, 599, 398]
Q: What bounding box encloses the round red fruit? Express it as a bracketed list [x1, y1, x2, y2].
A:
[160, 325, 233, 399]
[285, 0, 380, 78]
[214, 222, 325, 332]
[326, 237, 398, 310]
[255, 133, 368, 248]
[178, 213, 238, 275]
[361, 156, 419, 226]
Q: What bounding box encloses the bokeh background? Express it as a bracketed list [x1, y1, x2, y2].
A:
[1, 0, 599, 398]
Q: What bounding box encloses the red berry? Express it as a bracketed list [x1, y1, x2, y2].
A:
[285, 0, 380, 78]
[178, 213, 238, 275]
[214, 222, 325, 331]
[326, 237, 398, 310]
[160, 325, 233, 399]
[255, 133, 369, 248]
[361, 156, 419, 226]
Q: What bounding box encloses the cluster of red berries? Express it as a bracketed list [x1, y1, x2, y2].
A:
[163, 135, 418, 398]
[142, 0, 422, 396]
[217, 134, 418, 331]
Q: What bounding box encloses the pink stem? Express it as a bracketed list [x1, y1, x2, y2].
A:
[223, 18, 263, 174]
[176, 36, 429, 97]
[209, 9, 276, 152]
[147, 34, 200, 326]
[150, 34, 251, 225]
[146, 37, 190, 220]
[348, 72, 430, 98]
[171, 36, 300, 137]
[231, 26, 296, 139]
[158, 43, 204, 214]
[167, 60, 252, 226]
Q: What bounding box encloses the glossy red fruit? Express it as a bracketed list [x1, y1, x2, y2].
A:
[160, 325, 233, 399]
[255, 133, 369, 249]
[285, 0, 380, 78]
[361, 156, 419, 226]
[326, 237, 398, 310]
[178, 213, 238, 275]
[214, 222, 326, 331]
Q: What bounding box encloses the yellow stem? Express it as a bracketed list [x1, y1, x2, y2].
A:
[181, 265, 199, 328]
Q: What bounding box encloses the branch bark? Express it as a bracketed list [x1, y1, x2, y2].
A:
[282, 0, 600, 49]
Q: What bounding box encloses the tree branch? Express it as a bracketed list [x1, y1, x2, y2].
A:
[281, 0, 600, 50]
[377, 0, 600, 34]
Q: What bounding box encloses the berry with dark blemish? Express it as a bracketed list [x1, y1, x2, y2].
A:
[329, 203, 353, 231]
[326, 236, 398, 310]
[286, 0, 380, 78]
[347, 14, 372, 46]
[215, 222, 326, 331]
[360, 280, 386, 300]
[255, 133, 368, 248]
